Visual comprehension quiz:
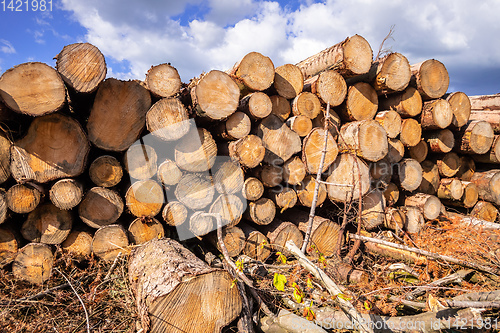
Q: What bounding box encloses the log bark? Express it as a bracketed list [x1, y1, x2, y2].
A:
[383, 206, 405, 231]
[258, 114, 302, 165]
[6, 183, 41, 214]
[386, 138, 404, 163]
[208, 225, 246, 257]
[61, 230, 93, 257]
[214, 160, 244, 195]
[441, 181, 478, 209]
[89, 155, 123, 187]
[405, 193, 442, 220]
[302, 127, 338, 173]
[304, 70, 347, 106]
[425, 129, 455, 153]
[470, 200, 498, 222]
[260, 220, 303, 254]
[174, 173, 214, 210]
[0, 62, 66, 116]
[209, 194, 245, 228]
[418, 160, 440, 195]
[128, 238, 242, 333]
[399, 118, 422, 147]
[282, 156, 306, 186]
[267, 186, 297, 212]
[0, 227, 18, 266]
[175, 128, 217, 172]
[437, 178, 464, 201]
[407, 139, 428, 163]
[369, 158, 392, 188]
[242, 177, 264, 201]
[395, 158, 423, 192]
[162, 201, 188, 227]
[87, 78, 151, 151]
[214, 111, 251, 140]
[383, 182, 399, 207]
[146, 97, 190, 141]
[244, 197, 276, 225]
[401, 206, 425, 234]
[11, 113, 90, 183]
[239, 222, 272, 261]
[124, 143, 158, 180]
[336, 82, 378, 121]
[468, 110, 500, 133]
[270, 94, 292, 121]
[0, 131, 11, 184]
[286, 115, 312, 137]
[48, 178, 83, 210]
[21, 203, 73, 244]
[273, 64, 304, 99]
[374, 110, 402, 138]
[296, 34, 372, 79]
[326, 154, 370, 202]
[227, 134, 265, 169]
[144, 63, 182, 98]
[0, 189, 7, 225]
[470, 169, 500, 205]
[128, 217, 165, 244]
[157, 158, 183, 187]
[360, 190, 386, 230]
[469, 93, 500, 111]
[420, 99, 453, 129]
[378, 86, 423, 118]
[454, 120, 495, 155]
[446, 91, 471, 128]
[253, 163, 283, 188]
[228, 51, 274, 92]
[92, 224, 129, 261]
[297, 175, 327, 207]
[292, 92, 322, 119]
[190, 70, 240, 120]
[238, 92, 272, 120]
[410, 59, 449, 100]
[79, 187, 124, 228]
[472, 134, 500, 164]
[55, 42, 107, 94]
[433, 152, 461, 178]
[12, 243, 53, 284]
[338, 120, 388, 162]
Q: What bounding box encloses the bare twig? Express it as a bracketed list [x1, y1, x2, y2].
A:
[406, 269, 473, 300]
[103, 252, 122, 281]
[55, 268, 90, 333]
[376, 25, 395, 59]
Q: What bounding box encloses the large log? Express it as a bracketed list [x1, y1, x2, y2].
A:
[292, 91, 322, 119]
[375, 110, 402, 139]
[454, 120, 495, 155]
[209, 194, 245, 228]
[92, 224, 129, 261]
[338, 120, 388, 162]
[405, 192, 442, 221]
[21, 203, 73, 244]
[269, 94, 292, 121]
[49, 178, 84, 210]
[6, 183, 41, 214]
[296, 34, 372, 79]
[418, 160, 440, 195]
[304, 70, 347, 106]
[326, 153, 370, 202]
[87, 78, 151, 151]
[424, 129, 455, 153]
[336, 82, 378, 121]
[124, 143, 158, 180]
[162, 201, 188, 227]
[227, 134, 265, 169]
[12, 243, 53, 284]
[470, 201, 498, 222]
[175, 173, 214, 210]
[408, 139, 428, 163]
[128, 238, 242, 333]
[238, 92, 272, 120]
[10, 113, 90, 183]
[144, 63, 182, 98]
[410, 59, 449, 100]
[89, 155, 123, 188]
[302, 127, 338, 173]
[241, 177, 264, 201]
[395, 158, 423, 192]
[228, 51, 274, 92]
[55, 43, 107, 94]
[273, 64, 304, 99]
[244, 197, 276, 225]
[61, 230, 93, 257]
[128, 217, 165, 245]
[286, 115, 312, 137]
[378, 86, 422, 117]
[257, 114, 302, 165]
[0, 62, 66, 116]
[239, 222, 272, 261]
[214, 161, 245, 196]
[79, 187, 124, 228]
[468, 110, 500, 133]
[297, 175, 327, 207]
[282, 156, 307, 186]
[470, 169, 500, 205]
[399, 118, 422, 147]
[175, 128, 217, 172]
[214, 111, 251, 140]
[446, 91, 471, 128]
[188, 211, 215, 237]
[146, 97, 190, 141]
[420, 99, 453, 129]
[472, 135, 500, 164]
[157, 158, 183, 187]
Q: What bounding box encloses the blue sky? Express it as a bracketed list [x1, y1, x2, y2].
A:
[0, 0, 499, 96]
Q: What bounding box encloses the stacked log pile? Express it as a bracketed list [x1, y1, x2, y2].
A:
[0, 38, 499, 332]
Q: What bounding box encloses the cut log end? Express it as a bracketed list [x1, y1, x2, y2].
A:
[400, 118, 422, 147]
[274, 64, 304, 99]
[412, 59, 449, 100]
[12, 243, 53, 284]
[92, 224, 129, 261]
[145, 63, 182, 98]
[89, 155, 123, 188]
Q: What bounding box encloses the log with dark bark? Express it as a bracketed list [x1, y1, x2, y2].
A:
[49, 178, 83, 210]
[21, 203, 73, 244]
[338, 120, 388, 162]
[470, 169, 500, 205]
[258, 114, 302, 165]
[128, 238, 242, 333]
[375, 110, 402, 138]
[144, 63, 182, 98]
[273, 64, 304, 99]
[252, 164, 283, 188]
[304, 69, 347, 106]
[12, 243, 53, 284]
[336, 82, 378, 122]
[6, 183, 42, 214]
[128, 217, 165, 244]
[89, 155, 123, 188]
[79, 187, 124, 228]
[386, 138, 404, 163]
[55, 42, 107, 94]
[92, 224, 129, 261]
[146, 97, 190, 141]
[410, 59, 449, 100]
[87, 78, 151, 151]
[420, 99, 453, 129]
[399, 118, 422, 147]
[0, 62, 66, 116]
[61, 230, 93, 257]
[446, 91, 471, 128]
[470, 200, 498, 222]
[326, 154, 370, 202]
[454, 120, 495, 155]
[370, 158, 392, 188]
[405, 193, 442, 220]
[302, 127, 338, 173]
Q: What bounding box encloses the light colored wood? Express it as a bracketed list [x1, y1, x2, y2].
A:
[0, 227, 18, 266]
[337, 82, 378, 121]
[386, 138, 404, 163]
[209, 226, 246, 257]
[405, 193, 442, 220]
[292, 91, 322, 119]
[437, 178, 464, 201]
[420, 99, 453, 129]
[21, 203, 73, 244]
[12, 243, 53, 284]
[302, 127, 338, 173]
[258, 114, 302, 165]
[61, 230, 93, 257]
[472, 135, 500, 164]
[455, 120, 495, 155]
[240, 222, 272, 261]
[128, 217, 165, 244]
[227, 134, 265, 169]
[253, 164, 283, 188]
[238, 92, 272, 119]
[144, 63, 182, 98]
[370, 52, 411, 94]
[441, 181, 478, 209]
[0, 189, 6, 225]
[434, 152, 461, 178]
[378, 86, 423, 117]
[11, 113, 90, 183]
[244, 197, 276, 225]
[468, 110, 500, 133]
[215, 111, 251, 140]
[157, 158, 182, 186]
[49, 178, 83, 210]
[87, 78, 151, 151]
[282, 156, 306, 186]
[410, 59, 449, 100]
[162, 201, 188, 227]
[297, 175, 327, 207]
[361, 190, 386, 230]
[401, 206, 425, 234]
[338, 120, 388, 162]
[395, 158, 423, 192]
[56, 42, 106, 93]
[175, 128, 217, 172]
[469, 93, 500, 111]
[6, 183, 41, 214]
[269, 94, 292, 121]
[273, 64, 304, 99]
[126, 179, 165, 218]
[446, 92, 471, 128]
[267, 186, 297, 212]
[304, 69, 347, 106]
[89, 155, 123, 187]
[124, 143, 157, 180]
[383, 182, 399, 207]
[128, 238, 242, 333]
[92, 224, 129, 261]
[209, 194, 245, 228]
[79, 187, 124, 228]
[286, 115, 312, 137]
[418, 160, 440, 195]
[229, 51, 274, 92]
[383, 207, 405, 232]
[470, 169, 500, 205]
[175, 173, 214, 210]
[0, 131, 11, 184]
[425, 129, 455, 153]
[242, 177, 264, 201]
[399, 118, 422, 147]
[470, 201, 498, 222]
[260, 219, 303, 254]
[0, 62, 66, 116]
[375, 110, 402, 138]
[146, 97, 190, 141]
[326, 154, 370, 202]
[188, 211, 215, 237]
[214, 160, 244, 195]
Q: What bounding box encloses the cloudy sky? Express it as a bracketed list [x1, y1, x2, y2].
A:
[0, 0, 499, 96]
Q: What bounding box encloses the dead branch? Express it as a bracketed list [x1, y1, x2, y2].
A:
[406, 269, 473, 300]
[55, 268, 90, 333]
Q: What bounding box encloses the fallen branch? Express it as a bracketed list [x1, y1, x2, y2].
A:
[55, 268, 90, 333]
[406, 269, 473, 300]
[260, 309, 328, 333]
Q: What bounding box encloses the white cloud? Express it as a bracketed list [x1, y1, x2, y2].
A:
[0, 40, 16, 54]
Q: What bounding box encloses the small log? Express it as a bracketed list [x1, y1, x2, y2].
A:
[420, 99, 453, 129]
[469, 110, 500, 133]
[336, 82, 378, 122]
[472, 135, 500, 164]
[269, 94, 292, 121]
[214, 160, 244, 195]
[383, 182, 400, 207]
[296, 34, 372, 79]
[433, 152, 461, 178]
[0, 227, 18, 266]
[188, 211, 215, 238]
[61, 230, 93, 257]
[0, 62, 66, 116]
[227, 134, 266, 169]
[304, 70, 347, 106]
[239, 222, 272, 261]
[11, 113, 90, 183]
[89, 155, 123, 187]
[175, 173, 214, 210]
[378, 86, 423, 117]
[0, 189, 7, 224]
[418, 160, 440, 195]
[401, 206, 425, 234]
[0, 131, 11, 184]
[383, 207, 405, 231]
[208, 226, 246, 257]
[21, 203, 73, 244]
[49, 178, 84, 210]
[292, 92, 322, 119]
[92, 224, 129, 261]
[260, 219, 303, 253]
[244, 197, 276, 226]
[87, 78, 151, 151]
[273, 64, 304, 99]
[128, 217, 165, 244]
[437, 178, 464, 201]
[338, 120, 388, 162]
[12, 243, 53, 284]
[470, 201, 498, 222]
[209, 194, 245, 228]
[253, 164, 283, 188]
[258, 114, 302, 165]
[446, 91, 471, 128]
[360, 190, 386, 230]
[405, 193, 442, 220]
[128, 238, 242, 333]
[408, 139, 428, 163]
[79, 187, 124, 228]
[124, 143, 158, 180]
[454, 120, 495, 155]
[370, 52, 412, 94]
[157, 158, 182, 187]
[375, 110, 402, 138]
[469, 93, 500, 110]
[228, 51, 274, 92]
[242, 177, 264, 201]
[238, 92, 272, 120]
[425, 129, 455, 153]
[386, 138, 404, 163]
[282, 156, 306, 186]
[394, 158, 423, 192]
[410, 59, 449, 100]
[399, 118, 422, 147]
[286, 115, 312, 137]
[442, 181, 478, 209]
[144, 63, 182, 98]
[126, 180, 165, 218]
[470, 170, 500, 205]
[214, 111, 251, 140]
[175, 128, 217, 172]
[267, 186, 297, 212]
[162, 201, 188, 227]
[297, 175, 327, 207]
[326, 154, 370, 202]
[190, 70, 240, 120]
[369, 158, 392, 188]
[146, 97, 190, 141]
[6, 183, 41, 214]
[302, 127, 338, 173]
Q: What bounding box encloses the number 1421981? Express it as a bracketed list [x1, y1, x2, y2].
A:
[1, 0, 52, 11]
